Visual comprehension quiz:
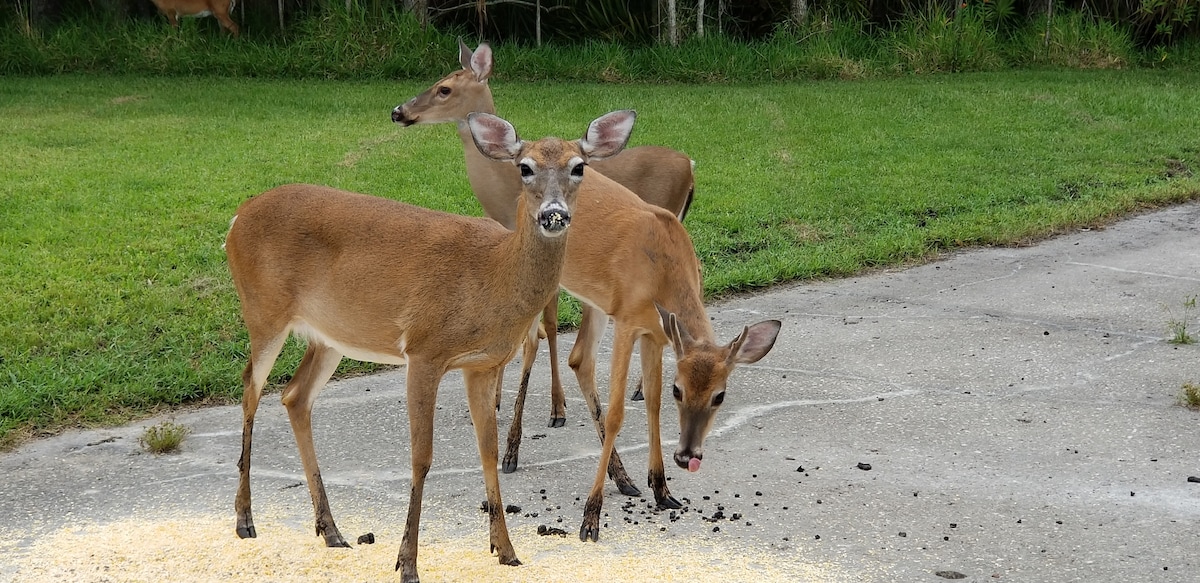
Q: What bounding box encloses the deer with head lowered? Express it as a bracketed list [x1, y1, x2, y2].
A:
[393, 53, 782, 538]
[149, 0, 239, 36]
[392, 40, 697, 487]
[224, 109, 637, 582]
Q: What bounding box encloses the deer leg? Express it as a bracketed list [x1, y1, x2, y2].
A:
[631, 377, 644, 402]
[215, 12, 239, 36]
[544, 298, 567, 428]
[579, 325, 637, 542]
[395, 360, 442, 583]
[235, 331, 287, 540]
[465, 367, 521, 567]
[568, 304, 639, 497]
[640, 336, 680, 509]
[502, 319, 540, 473]
[280, 343, 348, 548]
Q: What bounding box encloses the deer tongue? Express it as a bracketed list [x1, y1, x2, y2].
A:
[687, 457, 701, 473]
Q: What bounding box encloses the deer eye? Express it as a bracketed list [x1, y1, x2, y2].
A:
[712, 391, 725, 407]
[437, 86, 451, 96]
[672, 384, 682, 401]
[570, 162, 585, 177]
[518, 163, 534, 178]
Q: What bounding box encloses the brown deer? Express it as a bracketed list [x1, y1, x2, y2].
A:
[552, 171, 782, 540]
[394, 53, 781, 536]
[392, 40, 695, 486]
[224, 109, 637, 582]
[149, 0, 239, 36]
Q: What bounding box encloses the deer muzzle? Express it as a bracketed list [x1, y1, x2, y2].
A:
[537, 204, 571, 236]
[391, 105, 414, 126]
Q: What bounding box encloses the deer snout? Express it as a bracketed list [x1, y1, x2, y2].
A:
[391, 105, 414, 126]
[537, 205, 571, 236]
[674, 449, 703, 472]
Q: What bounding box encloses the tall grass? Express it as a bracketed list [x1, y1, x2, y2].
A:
[1, 7, 1194, 81]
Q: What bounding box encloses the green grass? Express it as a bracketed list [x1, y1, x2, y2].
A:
[2, 70, 1200, 447]
[1167, 295, 1197, 344]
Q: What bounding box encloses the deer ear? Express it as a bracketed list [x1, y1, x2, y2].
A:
[726, 320, 782, 366]
[458, 38, 473, 70]
[469, 42, 493, 81]
[656, 303, 690, 358]
[468, 112, 522, 161]
[579, 110, 636, 160]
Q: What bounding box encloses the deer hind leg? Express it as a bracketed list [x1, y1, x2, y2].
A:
[215, 11, 239, 36]
[502, 318, 540, 473]
[280, 342, 348, 548]
[235, 330, 288, 540]
[395, 358, 443, 583]
[568, 304, 639, 497]
[466, 367, 521, 567]
[639, 336, 680, 509]
[579, 324, 638, 542]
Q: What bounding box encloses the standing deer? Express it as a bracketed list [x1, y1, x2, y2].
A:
[149, 0, 239, 36]
[393, 53, 781, 537]
[224, 109, 637, 583]
[392, 40, 696, 484]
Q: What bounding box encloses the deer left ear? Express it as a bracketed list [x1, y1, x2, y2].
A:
[656, 303, 691, 358]
[580, 110, 636, 160]
[726, 320, 782, 366]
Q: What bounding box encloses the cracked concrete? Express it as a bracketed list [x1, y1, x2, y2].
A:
[2, 202, 1198, 582]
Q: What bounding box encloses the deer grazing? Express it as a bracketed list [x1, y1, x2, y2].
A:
[392, 40, 696, 485]
[149, 0, 239, 36]
[224, 110, 637, 582]
[393, 47, 781, 538]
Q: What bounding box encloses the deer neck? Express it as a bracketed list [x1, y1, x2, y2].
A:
[494, 195, 569, 316]
[656, 276, 716, 344]
[454, 97, 521, 230]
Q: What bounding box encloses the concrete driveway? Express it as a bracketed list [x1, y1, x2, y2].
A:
[2, 202, 1198, 582]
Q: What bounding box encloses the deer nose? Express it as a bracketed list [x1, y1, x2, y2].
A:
[674, 450, 702, 470]
[391, 106, 411, 125]
[538, 207, 571, 235]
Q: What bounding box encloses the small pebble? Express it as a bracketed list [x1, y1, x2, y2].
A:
[356, 533, 375, 545]
[857, 463, 872, 471]
[1188, 476, 1200, 483]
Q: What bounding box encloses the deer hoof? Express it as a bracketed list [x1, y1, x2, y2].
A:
[579, 520, 601, 542]
[630, 388, 644, 401]
[548, 416, 566, 428]
[616, 481, 641, 497]
[656, 494, 683, 510]
[501, 457, 518, 474]
[235, 524, 256, 539]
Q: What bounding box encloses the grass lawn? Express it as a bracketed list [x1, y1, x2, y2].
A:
[2, 70, 1199, 447]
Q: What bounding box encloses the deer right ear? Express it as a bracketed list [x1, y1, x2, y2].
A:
[468, 112, 522, 161]
[579, 110, 636, 160]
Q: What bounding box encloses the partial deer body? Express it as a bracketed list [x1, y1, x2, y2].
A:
[391, 41, 696, 482]
[150, 0, 239, 36]
[553, 169, 783, 540]
[225, 110, 636, 582]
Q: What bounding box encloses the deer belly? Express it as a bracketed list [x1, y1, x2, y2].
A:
[292, 321, 408, 366]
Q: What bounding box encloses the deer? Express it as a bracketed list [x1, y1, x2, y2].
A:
[224, 109, 637, 583]
[392, 40, 696, 487]
[551, 169, 782, 541]
[393, 51, 781, 537]
[149, 0, 239, 36]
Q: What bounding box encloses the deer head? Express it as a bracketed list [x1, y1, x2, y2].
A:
[658, 306, 782, 472]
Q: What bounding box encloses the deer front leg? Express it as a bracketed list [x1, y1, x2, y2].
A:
[544, 298, 567, 427]
[466, 367, 521, 567]
[580, 326, 637, 542]
[568, 305, 639, 497]
[281, 343, 349, 547]
[395, 360, 442, 583]
[235, 331, 288, 540]
[502, 319, 540, 473]
[639, 336, 681, 509]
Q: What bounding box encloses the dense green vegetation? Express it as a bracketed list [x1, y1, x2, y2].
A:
[4, 3, 1200, 80]
[2, 71, 1198, 447]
